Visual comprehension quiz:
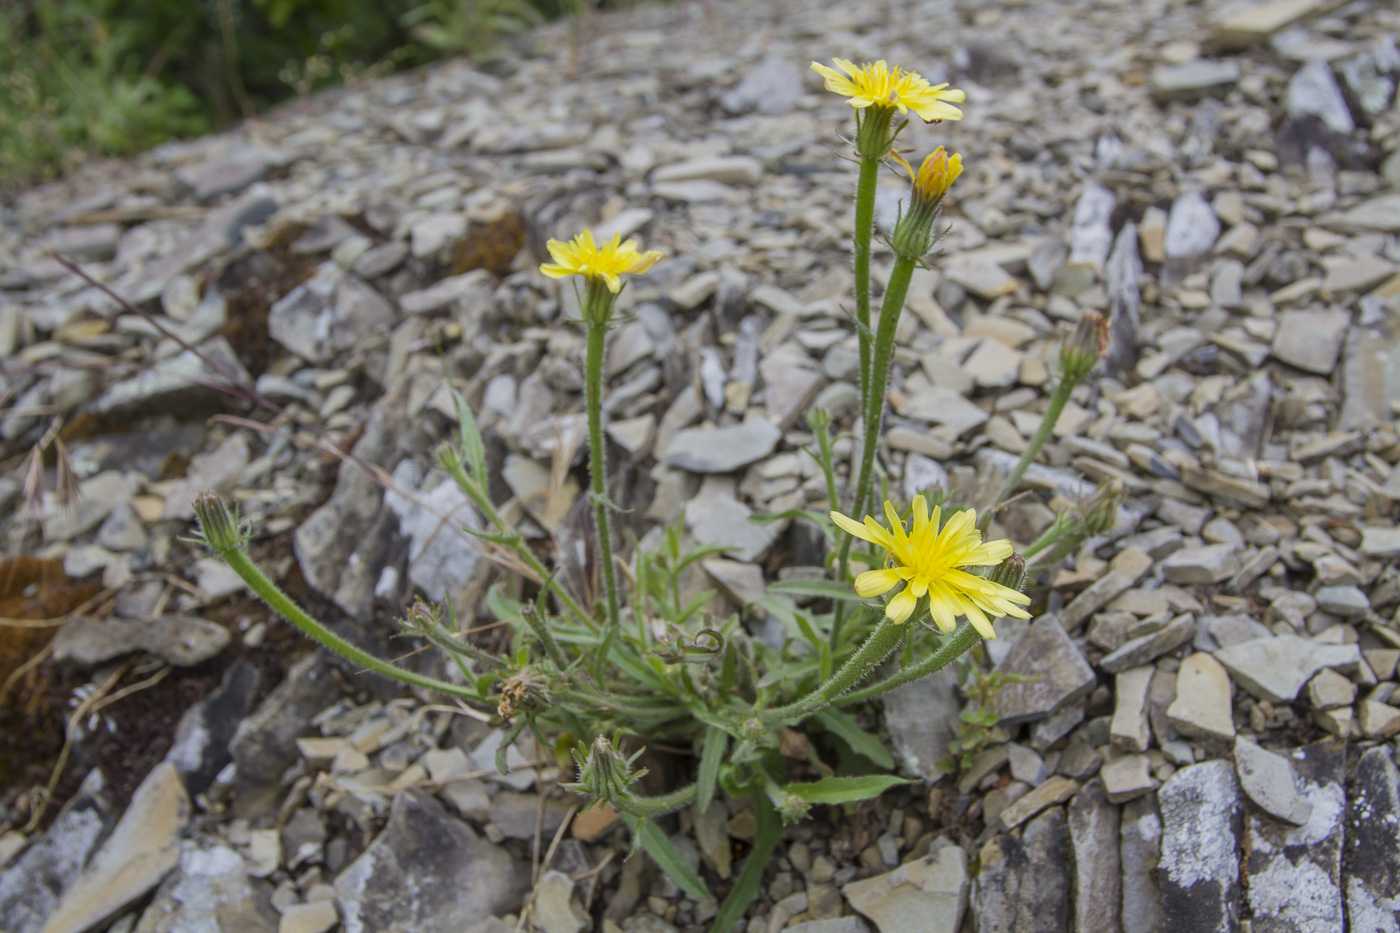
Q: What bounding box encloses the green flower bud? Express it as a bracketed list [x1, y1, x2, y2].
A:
[191, 492, 250, 554]
[987, 553, 1028, 594]
[1061, 311, 1109, 384]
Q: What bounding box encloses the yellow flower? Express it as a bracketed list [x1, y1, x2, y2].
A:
[540, 229, 663, 294]
[830, 497, 1031, 638]
[811, 59, 965, 123]
[891, 147, 963, 204]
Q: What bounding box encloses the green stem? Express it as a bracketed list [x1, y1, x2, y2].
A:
[837, 621, 982, 706]
[763, 617, 905, 726]
[984, 373, 1077, 529]
[441, 457, 591, 627]
[616, 782, 698, 818]
[852, 254, 918, 524]
[221, 549, 476, 698]
[583, 299, 622, 637]
[852, 152, 880, 418]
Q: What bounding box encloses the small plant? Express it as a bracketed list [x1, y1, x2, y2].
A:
[193, 57, 1109, 929]
[937, 646, 1039, 774]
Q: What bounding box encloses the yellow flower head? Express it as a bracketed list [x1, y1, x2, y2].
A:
[811, 59, 965, 123]
[540, 229, 663, 294]
[830, 497, 1032, 638]
[891, 147, 963, 204]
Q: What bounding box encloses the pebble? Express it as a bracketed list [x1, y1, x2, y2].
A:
[1232, 737, 1312, 826]
[1166, 653, 1236, 742]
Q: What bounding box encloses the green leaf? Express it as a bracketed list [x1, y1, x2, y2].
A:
[713, 797, 781, 933]
[768, 579, 868, 602]
[783, 774, 911, 806]
[749, 508, 831, 528]
[486, 583, 523, 625]
[675, 543, 734, 574]
[630, 816, 711, 900]
[814, 709, 895, 770]
[696, 725, 727, 814]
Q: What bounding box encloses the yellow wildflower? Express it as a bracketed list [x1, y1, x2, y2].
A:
[891, 147, 963, 204]
[810, 59, 965, 123]
[540, 230, 663, 294]
[830, 496, 1032, 637]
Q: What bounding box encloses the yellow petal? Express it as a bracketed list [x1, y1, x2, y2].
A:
[962, 600, 996, 640]
[886, 588, 918, 624]
[911, 495, 929, 537]
[855, 568, 901, 598]
[830, 509, 877, 543]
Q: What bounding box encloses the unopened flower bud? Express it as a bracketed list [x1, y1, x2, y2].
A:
[191, 492, 250, 554]
[1061, 311, 1109, 384]
[888, 148, 963, 260]
[987, 553, 1028, 594]
[1081, 479, 1125, 536]
[778, 792, 812, 825]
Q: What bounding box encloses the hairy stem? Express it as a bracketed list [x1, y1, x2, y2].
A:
[985, 373, 1077, 528]
[836, 621, 982, 706]
[220, 549, 476, 698]
[764, 617, 904, 726]
[584, 306, 622, 636]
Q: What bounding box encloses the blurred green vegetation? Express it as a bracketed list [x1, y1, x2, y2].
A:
[0, 0, 578, 188]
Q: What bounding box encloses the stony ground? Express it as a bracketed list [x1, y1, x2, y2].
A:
[2, 0, 1400, 930]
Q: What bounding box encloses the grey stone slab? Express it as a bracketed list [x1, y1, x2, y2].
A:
[1069, 780, 1121, 933]
[1246, 738, 1346, 933]
[992, 615, 1097, 725]
[974, 808, 1071, 933]
[1158, 760, 1243, 933]
[1345, 746, 1400, 932]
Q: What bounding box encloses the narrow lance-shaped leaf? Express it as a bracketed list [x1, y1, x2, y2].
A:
[628, 816, 711, 901]
[783, 774, 911, 805]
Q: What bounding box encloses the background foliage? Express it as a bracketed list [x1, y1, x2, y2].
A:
[0, 0, 577, 187]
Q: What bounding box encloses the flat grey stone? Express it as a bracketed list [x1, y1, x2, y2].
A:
[1245, 738, 1346, 933]
[842, 838, 966, 933]
[132, 842, 277, 933]
[1166, 653, 1235, 742]
[52, 615, 230, 668]
[1161, 544, 1240, 584]
[40, 763, 189, 933]
[1233, 737, 1312, 826]
[660, 417, 780, 473]
[1271, 308, 1351, 374]
[1164, 191, 1221, 261]
[1101, 754, 1156, 804]
[1099, 614, 1197, 674]
[1068, 780, 1121, 933]
[268, 262, 394, 364]
[1314, 585, 1369, 618]
[1120, 796, 1164, 933]
[883, 666, 960, 781]
[1151, 60, 1241, 102]
[335, 789, 527, 933]
[721, 55, 805, 115]
[1345, 747, 1400, 931]
[0, 771, 113, 933]
[1214, 636, 1360, 703]
[992, 615, 1097, 724]
[1158, 761, 1243, 933]
[973, 809, 1070, 933]
[1287, 60, 1355, 134]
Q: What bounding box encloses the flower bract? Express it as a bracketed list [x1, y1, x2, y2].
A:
[811, 59, 965, 123]
[830, 497, 1032, 637]
[540, 229, 663, 294]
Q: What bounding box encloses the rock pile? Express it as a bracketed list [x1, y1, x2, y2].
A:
[1, 0, 1399, 929]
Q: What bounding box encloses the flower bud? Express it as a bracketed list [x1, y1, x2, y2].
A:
[1081, 479, 1125, 536]
[1061, 311, 1109, 384]
[191, 492, 250, 554]
[565, 733, 646, 807]
[987, 553, 1028, 594]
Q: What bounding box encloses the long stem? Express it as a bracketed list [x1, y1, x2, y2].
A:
[763, 617, 904, 726]
[440, 457, 591, 626]
[852, 151, 880, 418]
[584, 310, 623, 635]
[615, 782, 697, 818]
[985, 374, 1075, 528]
[833, 254, 919, 646]
[221, 550, 477, 698]
[837, 621, 982, 706]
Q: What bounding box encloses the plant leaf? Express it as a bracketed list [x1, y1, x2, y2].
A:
[783, 774, 910, 805]
[814, 708, 895, 769]
[696, 725, 727, 814]
[630, 816, 711, 900]
[713, 797, 781, 933]
[768, 579, 868, 602]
